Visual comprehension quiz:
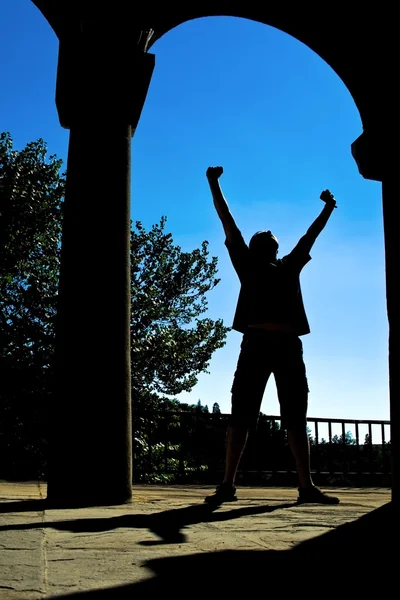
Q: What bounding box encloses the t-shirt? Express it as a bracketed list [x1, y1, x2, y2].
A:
[225, 226, 311, 336]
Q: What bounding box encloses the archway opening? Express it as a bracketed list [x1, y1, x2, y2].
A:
[132, 16, 388, 431]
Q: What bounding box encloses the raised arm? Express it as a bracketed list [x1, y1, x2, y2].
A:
[206, 166, 238, 241]
[294, 189, 337, 255]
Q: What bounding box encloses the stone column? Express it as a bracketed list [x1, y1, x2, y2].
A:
[46, 28, 154, 506]
[352, 130, 398, 505]
[381, 173, 399, 506]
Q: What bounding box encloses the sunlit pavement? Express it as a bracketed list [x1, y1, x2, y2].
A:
[0, 482, 392, 598]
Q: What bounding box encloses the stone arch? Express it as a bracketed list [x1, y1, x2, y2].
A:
[144, 5, 385, 136]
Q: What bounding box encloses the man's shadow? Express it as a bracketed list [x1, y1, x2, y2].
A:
[0, 497, 296, 544]
[143, 500, 296, 543]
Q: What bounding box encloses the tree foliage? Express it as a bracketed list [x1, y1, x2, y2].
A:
[0, 132, 65, 371]
[0, 133, 65, 476]
[131, 217, 229, 401]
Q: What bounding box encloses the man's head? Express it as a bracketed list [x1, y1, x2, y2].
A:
[249, 230, 279, 261]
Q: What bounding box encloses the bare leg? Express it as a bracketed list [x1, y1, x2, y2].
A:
[287, 426, 340, 503]
[287, 427, 314, 489]
[222, 424, 249, 486]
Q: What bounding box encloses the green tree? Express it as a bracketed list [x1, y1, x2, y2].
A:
[131, 217, 229, 406]
[194, 399, 209, 413]
[0, 133, 65, 476]
[212, 402, 221, 414]
[343, 431, 356, 445]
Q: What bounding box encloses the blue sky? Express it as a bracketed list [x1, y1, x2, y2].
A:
[0, 2, 390, 432]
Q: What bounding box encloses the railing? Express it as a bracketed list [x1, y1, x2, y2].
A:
[306, 416, 391, 481]
[132, 410, 392, 486]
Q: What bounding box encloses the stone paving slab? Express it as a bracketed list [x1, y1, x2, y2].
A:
[0, 483, 392, 599]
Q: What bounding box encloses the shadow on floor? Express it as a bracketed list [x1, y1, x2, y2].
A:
[49, 502, 394, 597]
[0, 498, 48, 513]
[0, 500, 296, 543]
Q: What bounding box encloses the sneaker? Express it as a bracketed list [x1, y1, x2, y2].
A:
[297, 486, 340, 505]
[204, 483, 237, 505]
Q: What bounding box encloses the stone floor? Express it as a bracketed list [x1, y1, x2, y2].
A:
[0, 482, 393, 599]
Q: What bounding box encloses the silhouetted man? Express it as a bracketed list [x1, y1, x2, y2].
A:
[205, 166, 339, 505]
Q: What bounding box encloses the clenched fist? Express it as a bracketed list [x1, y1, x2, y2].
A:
[320, 189, 337, 208]
[206, 166, 223, 180]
